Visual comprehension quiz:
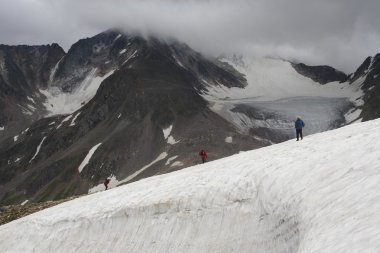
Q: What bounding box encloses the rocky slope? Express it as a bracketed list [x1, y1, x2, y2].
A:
[0, 30, 379, 206]
[292, 62, 348, 84]
[0, 44, 65, 141]
[0, 30, 264, 205]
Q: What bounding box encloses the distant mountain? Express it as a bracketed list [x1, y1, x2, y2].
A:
[0, 30, 264, 205]
[292, 54, 380, 122]
[350, 54, 380, 120]
[0, 44, 65, 141]
[0, 30, 379, 206]
[292, 63, 348, 84]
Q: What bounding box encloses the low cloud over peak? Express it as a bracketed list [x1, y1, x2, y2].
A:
[0, 0, 379, 73]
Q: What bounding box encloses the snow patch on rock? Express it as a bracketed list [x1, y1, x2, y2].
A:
[165, 156, 178, 166]
[167, 136, 179, 145]
[225, 136, 233, 143]
[70, 112, 81, 126]
[89, 152, 168, 194]
[78, 143, 102, 173]
[20, 200, 29, 206]
[41, 68, 115, 116]
[56, 115, 73, 129]
[163, 125, 173, 139]
[29, 137, 46, 163]
[170, 161, 184, 167]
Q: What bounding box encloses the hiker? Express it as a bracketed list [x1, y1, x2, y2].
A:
[104, 178, 110, 190]
[295, 117, 305, 141]
[199, 150, 207, 163]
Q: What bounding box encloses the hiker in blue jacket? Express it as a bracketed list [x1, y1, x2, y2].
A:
[295, 117, 305, 141]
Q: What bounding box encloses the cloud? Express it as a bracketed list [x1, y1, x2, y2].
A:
[0, 0, 379, 73]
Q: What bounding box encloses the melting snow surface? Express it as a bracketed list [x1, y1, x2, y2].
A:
[78, 143, 102, 173]
[0, 120, 380, 253]
[29, 137, 46, 163]
[2, 119, 380, 252]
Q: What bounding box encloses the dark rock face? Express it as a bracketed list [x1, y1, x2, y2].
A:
[355, 54, 380, 121]
[292, 57, 380, 123]
[292, 63, 348, 84]
[0, 44, 65, 140]
[0, 30, 262, 205]
[349, 56, 372, 84]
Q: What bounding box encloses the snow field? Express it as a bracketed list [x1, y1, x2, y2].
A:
[1, 119, 380, 252]
[41, 68, 115, 116]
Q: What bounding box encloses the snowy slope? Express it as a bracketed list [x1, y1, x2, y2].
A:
[1, 119, 380, 253]
[40, 68, 115, 116]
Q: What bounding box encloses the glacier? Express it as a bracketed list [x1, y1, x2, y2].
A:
[202, 57, 364, 140]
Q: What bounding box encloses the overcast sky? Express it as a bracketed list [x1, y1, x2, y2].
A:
[0, 0, 379, 73]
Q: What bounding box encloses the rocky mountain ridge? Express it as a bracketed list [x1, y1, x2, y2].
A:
[0, 30, 379, 206]
[0, 30, 264, 205]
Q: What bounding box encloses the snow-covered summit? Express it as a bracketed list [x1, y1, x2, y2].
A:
[1, 119, 380, 252]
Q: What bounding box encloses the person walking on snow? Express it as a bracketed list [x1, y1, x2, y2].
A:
[199, 150, 207, 163]
[104, 178, 110, 190]
[295, 117, 305, 141]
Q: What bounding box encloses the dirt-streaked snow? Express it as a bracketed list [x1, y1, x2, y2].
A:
[1, 119, 379, 252]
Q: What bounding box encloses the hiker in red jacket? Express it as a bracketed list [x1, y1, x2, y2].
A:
[199, 150, 207, 164]
[104, 178, 110, 190]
